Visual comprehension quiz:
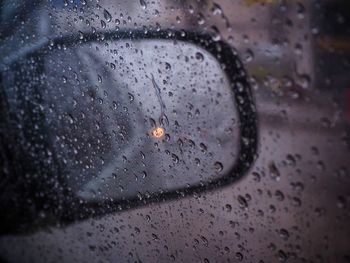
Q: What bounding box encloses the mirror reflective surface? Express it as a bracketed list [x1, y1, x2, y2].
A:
[2, 38, 240, 202]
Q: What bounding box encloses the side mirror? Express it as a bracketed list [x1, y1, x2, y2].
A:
[0, 29, 258, 234]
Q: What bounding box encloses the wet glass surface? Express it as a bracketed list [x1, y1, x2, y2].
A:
[0, 0, 350, 262]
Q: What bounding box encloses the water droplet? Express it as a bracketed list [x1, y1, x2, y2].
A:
[112, 101, 118, 110]
[291, 182, 304, 193]
[214, 162, 223, 172]
[128, 92, 134, 102]
[149, 118, 156, 128]
[252, 171, 261, 182]
[151, 233, 159, 241]
[197, 13, 205, 25]
[275, 190, 285, 201]
[286, 154, 296, 166]
[171, 153, 179, 164]
[195, 52, 204, 61]
[211, 26, 221, 41]
[277, 250, 288, 262]
[159, 114, 169, 127]
[280, 228, 289, 240]
[317, 160, 325, 171]
[211, 3, 223, 15]
[165, 62, 171, 71]
[200, 236, 208, 246]
[100, 20, 106, 29]
[244, 49, 254, 63]
[269, 162, 280, 181]
[103, 9, 112, 22]
[199, 143, 207, 153]
[235, 252, 243, 261]
[140, 0, 147, 10]
[294, 43, 303, 55]
[237, 195, 248, 209]
[78, 31, 84, 40]
[297, 74, 311, 89]
[296, 3, 305, 19]
[134, 227, 140, 234]
[292, 197, 302, 207]
[337, 195, 346, 209]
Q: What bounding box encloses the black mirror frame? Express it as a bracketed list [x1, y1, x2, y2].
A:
[0, 29, 258, 233]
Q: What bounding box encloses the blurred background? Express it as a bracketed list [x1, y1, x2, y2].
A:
[0, 0, 350, 262]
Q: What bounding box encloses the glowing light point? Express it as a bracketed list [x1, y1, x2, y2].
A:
[152, 127, 165, 139]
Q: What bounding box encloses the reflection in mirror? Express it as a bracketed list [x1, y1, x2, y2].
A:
[3, 39, 240, 202]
